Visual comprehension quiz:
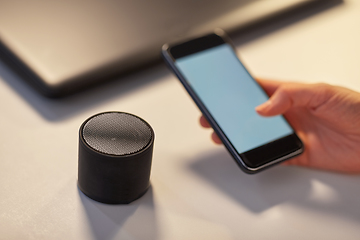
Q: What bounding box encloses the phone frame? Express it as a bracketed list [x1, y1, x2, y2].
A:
[162, 29, 303, 174]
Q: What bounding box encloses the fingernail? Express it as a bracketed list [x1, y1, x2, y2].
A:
[255, 100, 272, 113]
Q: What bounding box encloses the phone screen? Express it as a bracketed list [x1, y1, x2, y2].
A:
[175, 44, 293, 154]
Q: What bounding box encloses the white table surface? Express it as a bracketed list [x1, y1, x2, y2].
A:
[1, 1, 360, 239]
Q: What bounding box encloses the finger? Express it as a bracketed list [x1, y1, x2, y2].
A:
[256, 78, 283, 96]
[256, 82, 334, 117]
[211, 132, 222, 144]
[199, 115, 211, 128]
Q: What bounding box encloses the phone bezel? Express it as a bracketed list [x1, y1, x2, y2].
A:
[162, 30, 303, 173]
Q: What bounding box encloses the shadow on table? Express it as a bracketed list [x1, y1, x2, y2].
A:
[78, 185, 158, 240]
[0, 60, 167, 122]
[188, 149, 360, 221]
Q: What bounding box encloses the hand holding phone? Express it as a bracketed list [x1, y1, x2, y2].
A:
[162, 30, 303, 174]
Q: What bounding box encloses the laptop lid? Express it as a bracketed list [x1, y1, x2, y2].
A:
[0, 0, 329, 97]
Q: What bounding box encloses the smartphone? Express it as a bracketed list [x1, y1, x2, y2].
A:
[162, 30, 304, 174]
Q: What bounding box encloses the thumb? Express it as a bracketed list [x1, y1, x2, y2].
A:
[256, 82, 333, 116]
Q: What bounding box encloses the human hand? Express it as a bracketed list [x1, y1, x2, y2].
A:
[200, 79, 360, 174]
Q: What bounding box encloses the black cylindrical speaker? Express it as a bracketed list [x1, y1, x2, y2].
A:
[78, 112, 154, 204]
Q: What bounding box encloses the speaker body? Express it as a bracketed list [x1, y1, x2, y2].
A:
[78, 112, 154, 204]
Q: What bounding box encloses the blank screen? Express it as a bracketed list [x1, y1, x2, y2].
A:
[175, 44, 293, 153]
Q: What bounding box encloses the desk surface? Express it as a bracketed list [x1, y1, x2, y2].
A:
[1, 1, 360, 239]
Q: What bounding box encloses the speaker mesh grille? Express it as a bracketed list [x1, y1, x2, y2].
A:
[82, 112, 152, 156]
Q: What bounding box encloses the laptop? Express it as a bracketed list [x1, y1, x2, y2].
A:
[0, 0, 335, 97]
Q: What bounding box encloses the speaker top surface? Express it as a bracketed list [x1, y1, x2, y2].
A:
[81, 112, 153, 156]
